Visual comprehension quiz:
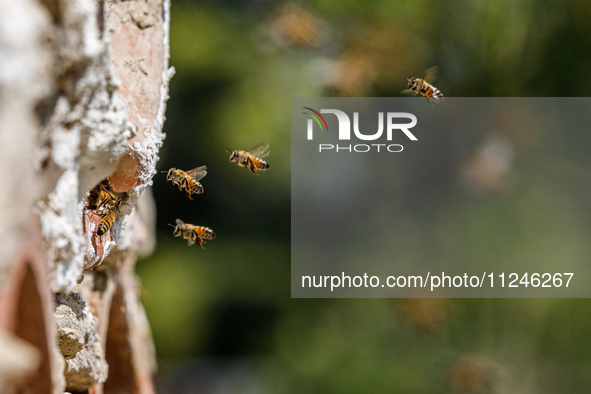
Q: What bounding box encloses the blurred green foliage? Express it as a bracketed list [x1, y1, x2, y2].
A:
[136, 0, 591, 392]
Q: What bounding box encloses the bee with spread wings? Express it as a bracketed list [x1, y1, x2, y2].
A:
[170, 219, 216, 249]
[226, 143, 270, 175]
[403, 66, 444, 105]
[163, 165, 207, 199]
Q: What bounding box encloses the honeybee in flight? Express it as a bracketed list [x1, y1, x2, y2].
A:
[226, 143, 270, 175]
[170, 219, 216, 249]
[163, 165, 207, 199]
[404, 66, 444, 105]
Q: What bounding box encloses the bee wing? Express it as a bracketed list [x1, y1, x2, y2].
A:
[175, 218, 185, 226]
[424, 66, 439, 83]
[184, 165, 207, 181]
[247, 143, 270, 158]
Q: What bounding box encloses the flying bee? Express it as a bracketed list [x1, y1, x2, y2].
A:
[266, 3, 328, 48]
[162, 165, 207, 200]
[404, 66, 444, 105]
[226, 143, 270, 175]
[170, 219, 216, 249]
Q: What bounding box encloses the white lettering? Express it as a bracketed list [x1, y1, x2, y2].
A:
[321, 109, 351, 140]
[353, 112, 383, 140]
[387, 112, 418, 140]
[387, 144, 403, 152]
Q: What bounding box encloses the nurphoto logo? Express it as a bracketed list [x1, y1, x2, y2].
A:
[302, 107, 418, 153]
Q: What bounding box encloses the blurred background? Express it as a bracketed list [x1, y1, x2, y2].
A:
[137, 0, 591, 392]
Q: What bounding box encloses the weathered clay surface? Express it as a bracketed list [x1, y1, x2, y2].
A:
[57, 292, 108, 391]
[0, 0, 171, 391]
[0, 330, 41, 393]
[55, 293, 86, 360]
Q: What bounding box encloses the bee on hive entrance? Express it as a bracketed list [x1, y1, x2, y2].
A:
[404, 66, 444, 105]
[87, 180, 119, 212]
[96, 208, 118, 236]
[226, 143, 270, 175]
[86, 180, 123, 236]
[170, 219, 216, 249]
[162, 165, 207, 199]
